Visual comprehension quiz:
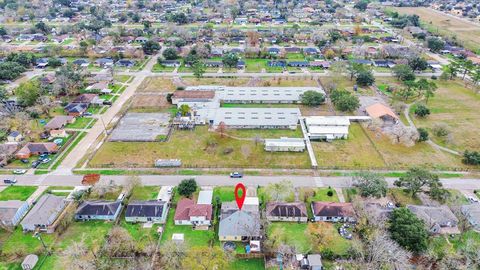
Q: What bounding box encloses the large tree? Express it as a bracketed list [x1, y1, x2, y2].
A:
[192, 61, 206, 79]
[330, 89, 360, 112]
[392, 64, 415, 82]
[159, 240, 187, 270]
[0, 61, 25, 80]
[162, 47, 179, 60]
[222, 53, 239, 69]
[265, 180, 294, 202]
[408, 57, 428, 72]
[427, 37, 445, 53]
[389, 207, 428, 253]
[177, 178, 197, 198]
[353, 171, 388, 198]
[356, 69, 375, 86]
[300, 91, 325, 106]
[394, 167, 445, 199]
[142, 40, 161, 55]
[15, 80, 40, 106]
[53, 64, 86, 96]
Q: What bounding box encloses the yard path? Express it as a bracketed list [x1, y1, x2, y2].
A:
[335, 188, 346, 203]
[403, 104, 461, 156]
[26, 185, 48, 204]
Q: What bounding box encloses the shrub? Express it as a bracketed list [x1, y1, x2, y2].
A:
[414, 104, 430, 118]
[432, 123, 450, 137]
[417, 128, 429, 142]
[463, 150, 480, 165]
[327, 190, 334, 197]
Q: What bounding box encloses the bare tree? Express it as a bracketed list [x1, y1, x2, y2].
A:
[102, 226, 137, 258]
[61, 236, 96, 270]
[91, 178, 116, 199]
[364, 230, 412, 270]
[123, 175, 141, 197]
[264, 180, 294, 202]
[387, 125, 419, 147]
[216, 121, 227, 138]
[159, 240, 187, 270]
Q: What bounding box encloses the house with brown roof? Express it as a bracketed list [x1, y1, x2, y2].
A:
[174, 198, 212, 227]
[44, 116, 75, 131]
[171, 91, 216, 105]
[311, 202, 356, 223]
[266, 202, 308, 222]
[15, 142, 58, 159]
[72, 94, 99, 104]
[365, 103, 398, 123]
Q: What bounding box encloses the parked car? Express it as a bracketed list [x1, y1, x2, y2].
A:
[39, 154, 48, 160]
[20, 159, 29, 164]
[230, 172, 243, 178]
[41, 158, 51, 164]
[3, 179, 17, 184]
[31, 160, 41, 168]
[103, 101, 112, 105]
[84, 112, 93, 116]
[13, 169, 27, 175]
[468, 196, 479, 203]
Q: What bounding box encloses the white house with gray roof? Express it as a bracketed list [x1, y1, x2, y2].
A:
[461, 204, 480, 232]
[21, 194, 69, 233]
[0, 200, 30, 227]
[304, 116, 351, 141]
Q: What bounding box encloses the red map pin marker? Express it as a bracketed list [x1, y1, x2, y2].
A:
[235, 183, 246, 210]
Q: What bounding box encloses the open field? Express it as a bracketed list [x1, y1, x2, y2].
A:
[0, 186, 37, 201]
[137, 77, 177, 93]
[410, 80, 480, 153]
[258, 77, 320, 87]
[89, 126, 310, 169]
[131, 94, 170, 109]
[393, 7, 480, 52]
[181, 77, 250, 86]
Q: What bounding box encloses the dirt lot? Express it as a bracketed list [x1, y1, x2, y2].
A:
[131, 94, 170, 109]
[137, 77, 177, 93]
[180, 77, 250, 86]
[394, 7, 480, 52]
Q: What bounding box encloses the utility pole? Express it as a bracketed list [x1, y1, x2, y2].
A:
[34, 231, 51, 256]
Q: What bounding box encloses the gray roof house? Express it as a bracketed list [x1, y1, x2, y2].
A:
[21, 194, 69, 233]
[461, 204, 480, 232]
[407, 205, 459, 234]
[0, 200, 30, 227]
[266, 202, 308, 222]
[212, 108, 301, 130]
[125, 200, 168, 224]
[218, 210, 261, 242]
[75, 201, 123, 221]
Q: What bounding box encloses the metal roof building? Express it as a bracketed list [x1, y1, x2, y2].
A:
[304, 116, 351, 141]
[264, 137, 306, 152]
[212, 108, 301, 130]
[184, 86, 325, 104]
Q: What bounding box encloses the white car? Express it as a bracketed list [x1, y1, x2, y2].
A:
[468, 196, 479, 203]
[13, 169, 26, 175]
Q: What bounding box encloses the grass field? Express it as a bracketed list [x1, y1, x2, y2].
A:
[130, 186, 160, 200]
[0, 186, 37, 201]
[89, 126, 310, 169]
[66, 117, 95, 129]
[388, 188, 422, 206]
[267, 222, 311, 253]
[409, 80, 480, 153]
[393, 7, 480, 53]
[228, 258, 265, 270]
[181, 77, 250, 86]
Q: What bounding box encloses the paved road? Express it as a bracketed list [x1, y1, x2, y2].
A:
[54, 54, 160, 174]
[2, 174, 480, 190]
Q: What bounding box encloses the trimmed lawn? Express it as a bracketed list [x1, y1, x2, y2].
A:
[66, 117, 95, 129]
[114, 75, 132, 83]
[160, 209, 214, 247]
[312, 123, 386, 169]
[0, 186, 37, 201]
[44, 186, 74, 196]
[228, 258, 265, 270]
[1, 227, 56, 259]
[308, 187, 339, 202]
[89, 126, 310, 169]
[388, 188, 422, 206]
[213, 186, 236, 203]
[130, 186, 160, 200]
[245, 59, 268, 73]
[267, 222, 311, 253]
[151, 63, 175, 72]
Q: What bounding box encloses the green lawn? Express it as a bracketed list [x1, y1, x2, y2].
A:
[114, 75, 132, 83]
[228, 258, 265, 270]
[213, 186, 236, 203]
[120, 220, 160, 250]
[267, 222, 311, 253]
[160, 209, 214, 247]
[0, 186, 37, 201]
[151, 63, 176, 72]
[44, 186, 74, 196]
[1, 227, 56, 259]
[244, 59, 268, 73]
[130, 186, 160, 200]
[388, 188, 422, 206]
[66, 117, 95, 129]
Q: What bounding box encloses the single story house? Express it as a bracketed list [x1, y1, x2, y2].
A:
[41, 74, 56, 84]
[64, 103, 88, 116]
[303, 47, 319, 55]
[266, 202, 308, 222]
[373, 60, 395, 68]
[268, 47, 281, 55]
[15, 142, 58, 159]
[288, 61, 309, 67]
[75, 201, 123, 221]
[7, 131, 23, 142]
[218, 210, 261, 241]
[461, 204, 480, 232]
[72, 94, 100, 104]
[311, 202, 356, 223]
[44, 116, 75, 130]
[86, 81, 110, 93]
[36, 58, 49, 68]
[304, 116, 351, 141]
[72, 59, 90, 67]
[125, 200, 168, 224]
[268, 60, 286, 67]
[94, 58, 114, 68]
[365, 103, 399, 123]
[116, 59, 135, 68]
[408, 205, 460, 234]
[264, 137, 305, 152]
[21, 194, 68, 233]
[161, 60, 181, 67]
[204, 61, 223, 68]
[0, 200, 30, 227]
[309, 61, 330, 69]
[174, 198, 212, 227]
